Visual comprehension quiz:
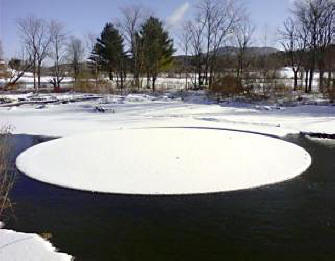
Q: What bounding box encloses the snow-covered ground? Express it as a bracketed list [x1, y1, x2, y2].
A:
[0, 93, 334, 137]
[0, 70, 190, 90]
[0, 228, 72, 261]
[0, 70, 73, 85]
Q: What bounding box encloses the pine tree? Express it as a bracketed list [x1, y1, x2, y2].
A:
[95, 23, 127, 90]
[140, 17, 175, 92]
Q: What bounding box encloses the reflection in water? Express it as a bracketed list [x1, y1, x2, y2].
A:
[4, 134, 335, 261]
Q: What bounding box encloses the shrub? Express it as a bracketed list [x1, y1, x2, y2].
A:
[327, 85, 335, 102]
[0, 125, 14, 221]
[210, 76, 244, 96]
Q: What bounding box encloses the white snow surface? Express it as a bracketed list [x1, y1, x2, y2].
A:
[0, 229, 72, 261]
[0, 93, 334, 137]
[16, 128, 311, 195]
[0, 92, 332, 194]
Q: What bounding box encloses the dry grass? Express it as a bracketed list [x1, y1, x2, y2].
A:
[0, 125, 15, 220]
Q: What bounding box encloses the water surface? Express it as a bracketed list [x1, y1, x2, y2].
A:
[5, 134, 335, 260]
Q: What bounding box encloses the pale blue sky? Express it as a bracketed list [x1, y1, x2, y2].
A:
[0, 0, 293, 59]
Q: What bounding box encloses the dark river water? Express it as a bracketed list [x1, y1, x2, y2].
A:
[3, 134, 335, 261]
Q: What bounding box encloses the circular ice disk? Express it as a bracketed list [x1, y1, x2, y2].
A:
[16, 128, 311, 195]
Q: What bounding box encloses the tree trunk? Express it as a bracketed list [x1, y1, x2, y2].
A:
[185, 71, 188, 90]
[237, 53, 243, 80]
[33, 60, 37, 92]
[136, 74, 140, 91]
[37, 61, 42, 91]
[57, 78, 60, 90]
[209, 63, 214, 89]
[51, 79, 57, 92]
[308, 69, 314, 93]
[120, 72, 124, 94]
[95, 64, 98, 90]
[152, 76, 156, 93]
[205, 37, 210, 86]
[198, 57, 202, 88]
[305, 70, 309, 93]
[293, 70, 298, 91]
[327, 71, 332, 89]
[55, 43, 60, 90]
[116, 74, 119, 89]
[319, 70, 324, 93]
[147, 73, 150, 89]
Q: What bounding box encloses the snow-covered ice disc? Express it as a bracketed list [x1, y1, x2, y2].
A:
[16, 128, 311, 195]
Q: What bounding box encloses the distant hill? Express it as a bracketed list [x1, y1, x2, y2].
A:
[215, 46, 280, 56]
[173, 46, 280, 62]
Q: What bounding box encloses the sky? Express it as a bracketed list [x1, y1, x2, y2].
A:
[0, 0, 294, 59]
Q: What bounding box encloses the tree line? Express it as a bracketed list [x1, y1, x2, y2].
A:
[280, 0, 334, 93]
[88, 14, 174, 92]
[179, 0, 334, 94]
[179, 0, 248, 89]
[10, 17, 86, 92]
[9, 7, 174, 93]
[2, 0, 334, 95]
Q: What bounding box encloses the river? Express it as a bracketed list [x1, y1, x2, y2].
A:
[3, 134, 335, 260]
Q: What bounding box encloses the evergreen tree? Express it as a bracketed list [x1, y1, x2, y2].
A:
[95, 23, 127, 90]
[140, 17, 175, 92]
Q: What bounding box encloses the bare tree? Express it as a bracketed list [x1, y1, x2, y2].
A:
[186, 19, 205, 87]
[234, 15, 255, 80]
[117, 5, 149, 89]
[279, 17, 306, 90]
[67, 36, 85, 87]
[178, 23, 192, 89]
[197, 0, 240, 88]
[49, 20, 67, 92]
[293, 0, 335, 92]
[262, 24, 270, 48]
[197, 0, 217, 86]
[17, 16, 52, 92]
[316, 1, 334, 91]
[6, 48, 33, 88]
[324, 45, 335, 91]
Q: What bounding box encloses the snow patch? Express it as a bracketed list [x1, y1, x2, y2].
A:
[0, 229, 72, 261]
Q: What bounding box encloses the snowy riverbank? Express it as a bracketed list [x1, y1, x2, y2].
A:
[0, 92, 334, 138]
[0, 227, 72, 261]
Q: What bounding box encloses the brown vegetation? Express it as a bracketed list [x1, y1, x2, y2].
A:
[210, 76, 244, 96]
[0, 125, 15, 221]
